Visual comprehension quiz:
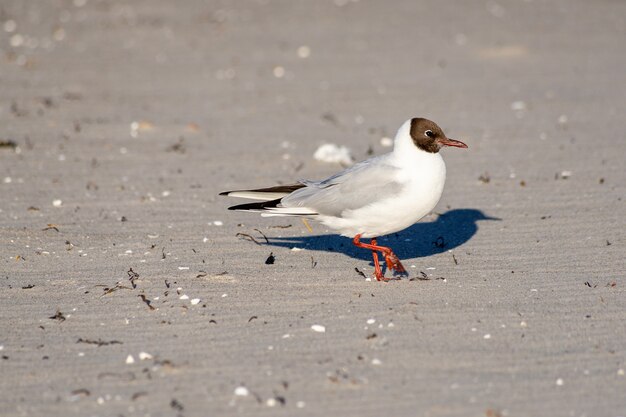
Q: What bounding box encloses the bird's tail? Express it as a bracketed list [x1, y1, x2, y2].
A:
[219, 183, 306, 201]
[220, 183, 318, 217]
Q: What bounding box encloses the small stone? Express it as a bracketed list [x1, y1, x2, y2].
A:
[273, 66, 285, 78]
[313, 143, 354, 166]
[297, 45, 311, 58]
[311, 324, 326, 333]
[10, 34, 24, 47]
[510, 101, 526, 111]
[380, 137, 393, 147]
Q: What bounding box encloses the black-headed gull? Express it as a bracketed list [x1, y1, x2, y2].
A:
[220, 118, 468, 281]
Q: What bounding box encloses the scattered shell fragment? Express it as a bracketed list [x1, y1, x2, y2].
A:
[483, 334, 491, 339]
[297, 45, 311, 58]
[234, 386, 249, 396]
[178, 267, 190, 270]
[190, 298, 200, 305]
[273, 66, 285, 78]
[125, 354, 135, 364]
[510, 101, 526, 111]
[380, 137, 393, 147]
[52, 199, 62, 207]
[138, 352, 153, 360]
[311, 324, 326, 333]
[371, 358, 382, 365]
[556, 378, 564, 386]
[314, 143, 354, 166]
[179, 294, 189, 300]
[266, 398, 277, 407]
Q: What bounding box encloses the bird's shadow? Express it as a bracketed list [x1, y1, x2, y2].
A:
[262, 208, 499, 263]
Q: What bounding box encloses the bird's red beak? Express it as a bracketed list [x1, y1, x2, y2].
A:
[438, 138, 468, 148]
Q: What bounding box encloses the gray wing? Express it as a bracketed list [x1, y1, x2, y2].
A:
[281, 155, 403, 217]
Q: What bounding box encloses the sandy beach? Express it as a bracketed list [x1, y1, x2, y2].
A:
[1, 1, 625, 416]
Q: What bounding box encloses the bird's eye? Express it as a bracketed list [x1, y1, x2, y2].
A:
[425, 130, 434, 138]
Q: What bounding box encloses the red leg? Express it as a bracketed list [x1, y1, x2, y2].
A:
[370, 238, 383, 281]
[353, 234, 407, 277]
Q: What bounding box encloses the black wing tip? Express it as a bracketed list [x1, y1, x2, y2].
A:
[227, 198, 282, 212]
[219, 191, 230, 196]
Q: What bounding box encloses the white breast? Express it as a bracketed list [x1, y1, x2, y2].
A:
[320, 149, 447, 238]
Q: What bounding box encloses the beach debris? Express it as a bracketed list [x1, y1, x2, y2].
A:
[314, 143, 354, 166]
[311, 324, 326, 333]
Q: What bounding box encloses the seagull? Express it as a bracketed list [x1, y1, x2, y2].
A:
[220, 118, 468, 281]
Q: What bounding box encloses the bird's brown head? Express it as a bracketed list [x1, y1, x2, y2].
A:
[409, 118, 468, 153]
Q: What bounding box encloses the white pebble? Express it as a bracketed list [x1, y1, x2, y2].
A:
[138, 352, 153, 360]
[296, 401, 306, 408]
[178, 266, 189, 270]
[380, 137, 393, 147]
[125, 354, 135, 364]
[3, 177, 11, 183]
[560, 170, 572, 179]
[179, 294, 189, 300]
[266, 398, 277, 407]
[520, 321, 527, 327]
[311, 324, 326, 333]
[558, 114, 568, 125]
[203, 237, 209, 243]
[273, 66, 285, 78]
[617, 369, 624, 376]
[371, 358, 382, 365]
[10, 33, 24, 47]
[366, 318, 376, 324]
[190, 298, 200, 305]
[213, 220, 223, 226]
[483, 334, 491, 339]
[161, 190, 171, 197]
[510, 101, 526, 111]
[234, 386, 249, 396]
[52, 199, 62, 207]
[556, 378, 564, 386]
[297, 45, 311, 58]
[314, 143, 354, 166]
[221, 293, 228, 298]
